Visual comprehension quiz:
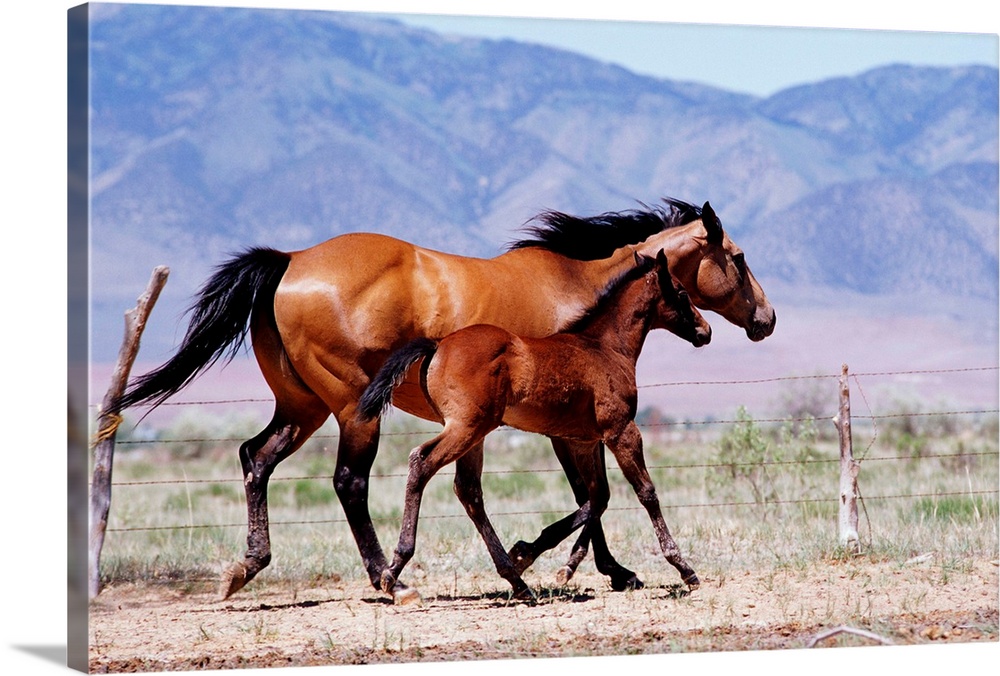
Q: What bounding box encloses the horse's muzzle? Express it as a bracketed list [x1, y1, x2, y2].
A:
[746, 307, 776, 342]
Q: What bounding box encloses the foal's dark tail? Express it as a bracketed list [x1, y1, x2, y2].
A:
[108, 247, 292, 413]
[358, 338, 438, 422]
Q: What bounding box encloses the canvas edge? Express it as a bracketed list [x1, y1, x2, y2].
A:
[68, 3, 91, 673]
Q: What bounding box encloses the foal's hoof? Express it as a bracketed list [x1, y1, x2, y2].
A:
[508, 541, 535, 574]
[219, 563, 250, 600]
[392, 587, 422, 606]
[380, 570, 422, 605]
[554, 565, 575, 586]
[379, 570, 397, 594]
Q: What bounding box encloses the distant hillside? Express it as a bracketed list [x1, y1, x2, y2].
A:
[746, 161, 999, 297]
[86, 4, 998, 362]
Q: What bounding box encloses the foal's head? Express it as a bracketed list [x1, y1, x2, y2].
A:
[647, 250, 712, 348]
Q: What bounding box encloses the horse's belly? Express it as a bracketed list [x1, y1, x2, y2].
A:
[501, 401, 600, 442]
[390, 378, 442, 423]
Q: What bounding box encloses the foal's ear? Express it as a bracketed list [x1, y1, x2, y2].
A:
[702, 201, 723, 245]
[654, 250, 677, 296]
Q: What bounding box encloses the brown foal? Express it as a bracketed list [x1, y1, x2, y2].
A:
[360, 251, 711, 602]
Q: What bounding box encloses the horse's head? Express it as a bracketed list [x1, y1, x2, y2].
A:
[644, 201, 776, 342]
[647, 250, 712, 348]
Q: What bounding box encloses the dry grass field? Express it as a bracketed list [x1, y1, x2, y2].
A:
[88, 407, 999, 671]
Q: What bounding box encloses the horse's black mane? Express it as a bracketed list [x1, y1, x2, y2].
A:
[508, 197, 704, 261]
[560, 254, 657, 335]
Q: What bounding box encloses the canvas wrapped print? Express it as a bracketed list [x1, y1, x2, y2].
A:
[67, 1, 999, 673]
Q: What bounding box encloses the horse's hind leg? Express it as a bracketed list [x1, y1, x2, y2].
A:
[507, 437, 592, 572]
[558, 443, 643, 591]
[588, 519, 644, 591]
[453, 442, 535, 600]
[606, 422, 699, 589]
[508, 438, 642, 591]
[220, 408, 326, 599]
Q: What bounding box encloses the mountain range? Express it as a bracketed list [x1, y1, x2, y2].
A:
[85, 4, 998, 373]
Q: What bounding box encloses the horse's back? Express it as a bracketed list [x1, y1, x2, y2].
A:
[284, 232, 419, 292]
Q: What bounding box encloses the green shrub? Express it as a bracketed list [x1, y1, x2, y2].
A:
[711, 406, 780, 505]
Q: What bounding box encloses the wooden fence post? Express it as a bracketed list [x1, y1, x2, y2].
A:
[833, 363, 860, 553]
[89, 266, 169, 598]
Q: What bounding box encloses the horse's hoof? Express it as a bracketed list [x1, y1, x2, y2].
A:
[392, 587, 422, 606]
[379, 570, 397, 594]
[683, 573, 701, 591]
[512, 586, 537, 604]
[610, 574, 644, 592]
[219, 563, 250, 600]
[508, 541, 535, 574]
[554, 566, 574, 586]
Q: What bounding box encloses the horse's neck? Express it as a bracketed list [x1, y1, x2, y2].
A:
[492, 228, 700, 335]
[635, 222, 703, 259]
[578, 277, 656, 363]
[494, 246, 642, 327]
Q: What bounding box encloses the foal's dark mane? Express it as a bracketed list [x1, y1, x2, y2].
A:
[508, 198, 704, 261]
[560, 255, 657, 335]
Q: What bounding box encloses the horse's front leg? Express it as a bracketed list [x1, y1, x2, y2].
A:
[333, 411, 418, 600]
[560, 442, 644, 590]
[508, 438, 642, 591]
[550, 440, 641, 590]
[507, 436, 594, 572]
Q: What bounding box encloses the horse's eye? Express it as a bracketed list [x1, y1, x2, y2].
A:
[732, 252, 746, 270]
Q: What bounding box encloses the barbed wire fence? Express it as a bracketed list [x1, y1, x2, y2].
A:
[91, 364, 999, 537]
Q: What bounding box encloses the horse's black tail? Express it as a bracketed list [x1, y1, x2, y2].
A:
[358, 338, 438, 422]
[108, 247, 292, 414]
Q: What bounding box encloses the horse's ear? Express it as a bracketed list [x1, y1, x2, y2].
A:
[702, 201, 723, 245]
[655, 249, 669, 268]
[634, 250, 655, 270]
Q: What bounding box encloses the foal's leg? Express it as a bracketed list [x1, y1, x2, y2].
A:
[606, 422, 699, 589]
[507, 437, 588, 573]
[453, 442, 535, 600]
[558, 442, 644, 591]
[381, 423, 489, 601]
[508, 438, 642, 591]
[220, 409, 326, 599]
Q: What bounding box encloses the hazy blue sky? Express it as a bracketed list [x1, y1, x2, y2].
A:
[133, 1, 997, 98]
[393, 13, 998, 97]
[72, 2, 998, 99]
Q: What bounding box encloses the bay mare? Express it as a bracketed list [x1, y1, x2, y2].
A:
[110, 198, 775, 599]
[359, 251, 711, 602]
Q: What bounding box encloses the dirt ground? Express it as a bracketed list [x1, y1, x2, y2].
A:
[87, 556, 998, 672]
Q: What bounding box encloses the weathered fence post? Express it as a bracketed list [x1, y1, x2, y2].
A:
[89, 266, 169, 598]
[832, 363, 860, 553]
